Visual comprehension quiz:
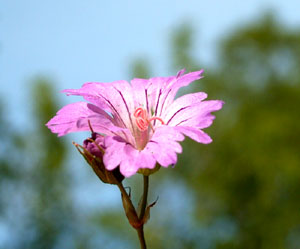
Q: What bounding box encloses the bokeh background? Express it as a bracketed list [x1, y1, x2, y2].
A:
[1, 1, 300, 249]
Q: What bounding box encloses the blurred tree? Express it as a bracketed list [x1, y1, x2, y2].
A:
[173, 14, 300, 249]
[0, 79, 77, 249]
[170, 23, 200, 72]
[20, 78, 75, 249]
[130, 57, 151, 79]
[0, 102, 23, 213]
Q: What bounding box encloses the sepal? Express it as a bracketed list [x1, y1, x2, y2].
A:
[121, 191, 141, 229]
[138, 164, 160, 176]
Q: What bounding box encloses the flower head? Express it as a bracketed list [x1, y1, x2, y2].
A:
[46, 69, 224, 177]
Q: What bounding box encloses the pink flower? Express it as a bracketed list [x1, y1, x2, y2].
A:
[46, 69, 224, 177]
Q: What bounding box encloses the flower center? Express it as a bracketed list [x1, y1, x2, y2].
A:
[133, 107, 165, 132]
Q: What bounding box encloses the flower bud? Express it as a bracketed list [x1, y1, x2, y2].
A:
[74, 133, 124, 184]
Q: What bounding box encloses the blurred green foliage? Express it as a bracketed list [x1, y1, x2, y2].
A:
[1, 13, 300, 249]
[0, 79, 75, 249]
[171, 14, 300, 249]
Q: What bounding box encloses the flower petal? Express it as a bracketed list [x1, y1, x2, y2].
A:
[130, 78, 150, 110]
[103, 136, 127, 171]
[62, 84, 111, 111]
[152, 125, 185, 142]
[46, 102, 127, 137]
[118, 144, 140, 177]
[174, 126, 212, 144]
[63, 80, 135, 131]
[150, 70, 204, 121]
[146, 141, 178, 167]
[172, 70, 204, 89]
[162, 92, 207, 121]
[135, 148, 157, 170]
[166, 100, 224, 127]
[119, 145, 157, 177]
[103, 136, 156, 177]
[145, 126, 184, 167]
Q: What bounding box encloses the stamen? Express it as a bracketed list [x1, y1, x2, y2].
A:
[136, 117, 148, 131]
[133, 107, 165, 132]
[134, 107, 147, 119]
[148, 116, 165, 125]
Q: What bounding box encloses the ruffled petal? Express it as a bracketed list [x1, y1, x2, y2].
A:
[148, 70, 204, 124]
[171, 70, 204, 90]
[174, 126, 212, 144]
[62, 83, 112, 111]
[166, 100, 224, 127]
[120, 145, 156, 177]
[63, 80, 135, 132]
[144, 126, 184, 167]
[130, 76, 173, 116]
[130, 70, 204, 128]
[103, 136, 156, 177]
[162, 92, 207, 121]
[46, 102, 128, 137]
[130, 78, 150, 110]
[102, 126, 185, 176]
[103, 136, 127, 170]
[151, 125, 185, 142]
[135, 148, 157, 170]
[118, 144, 140, 177]
[145, 141, 178, 167]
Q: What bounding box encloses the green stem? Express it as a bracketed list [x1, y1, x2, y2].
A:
[139, 175, 149, 219]
[117, 175, 149, 249]
[136, 175, 149, 249]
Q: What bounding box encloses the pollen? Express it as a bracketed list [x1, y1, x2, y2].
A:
[133, 107, 165, 132]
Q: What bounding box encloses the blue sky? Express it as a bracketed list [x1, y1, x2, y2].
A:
[1, 0, 300, 128]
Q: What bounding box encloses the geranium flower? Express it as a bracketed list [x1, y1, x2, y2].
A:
[46, 69, 224, 177]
